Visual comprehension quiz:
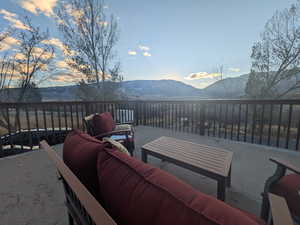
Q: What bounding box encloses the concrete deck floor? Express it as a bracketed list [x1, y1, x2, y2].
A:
[1, 126, 300, 225]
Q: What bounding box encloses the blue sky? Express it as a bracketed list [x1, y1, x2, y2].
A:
[0, 0, 296, 88]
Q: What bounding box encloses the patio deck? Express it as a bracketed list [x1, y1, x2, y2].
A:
[1, 125, 300, 225]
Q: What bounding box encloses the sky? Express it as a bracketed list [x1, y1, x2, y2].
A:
[0, 0, 297, 88]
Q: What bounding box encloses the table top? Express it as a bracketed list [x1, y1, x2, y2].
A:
[142, 136, 233, 177]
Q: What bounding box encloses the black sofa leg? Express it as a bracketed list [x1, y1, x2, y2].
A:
[68, 213, 74, 225]
[261, 194, 270, 221]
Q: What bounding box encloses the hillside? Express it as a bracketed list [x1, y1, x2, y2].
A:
[203, 74, 249, 98]
[121, 80, 205, 99]
[40, 80, 206, 101]
[6, 73, 300, 101]
[203, 72, 300, 98]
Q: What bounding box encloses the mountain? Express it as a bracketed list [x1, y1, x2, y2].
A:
[40, 80, 207, 101]
[121, 80, 206, 100]
[203, 74, 249, 98]
[40, 85, 78, 101]
[5, 73, 300, 101]
[203, 72, 300, 98]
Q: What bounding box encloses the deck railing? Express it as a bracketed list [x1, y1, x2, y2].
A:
[1, 99, 300, 155]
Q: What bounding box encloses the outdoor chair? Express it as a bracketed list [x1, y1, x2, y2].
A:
[261, 157, 300, 223]
[83, 112, 135, 155]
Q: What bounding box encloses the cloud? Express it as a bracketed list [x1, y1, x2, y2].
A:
[160, 73, 215, 89]
[143, 52, 151, 57]
[184, 72, 221, 80]
[32, 47, 54, 58]
[14, 47, 53, 60]
[56, 60, 69, 69]
[70, 8, 84, 21]
[15, 52, 26, 60]
[64, 4, 84, 21]
[0, 9, 16, 18]
[0, 36, 19, 51]
[139, 45, 150, 51]
[50, 70, 112, 83]
[0, 9, 30, 30]
[98, 21, 108, 27]
[128, 50, 137, 56]
[20, 0, 58, 17]
[50, 72, 83, 83]
[42, 38, 65, 51]
[54, 59, 113, 82]
[62, 48, 78, 57]
[228, 67, 240, 72]
[160, 74, 182, 81]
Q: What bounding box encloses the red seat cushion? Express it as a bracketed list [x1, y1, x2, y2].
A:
[238, 209, 266, 225]
[63, 129, 106, 200]
[271, 173, 300, 217]
[93, 112, 116, 135]
[97, 148, 264, 225]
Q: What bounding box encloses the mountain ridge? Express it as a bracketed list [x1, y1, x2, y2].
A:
[203, 74, 249, 98]
[2, 75, 251, 101]
[40, 79, 208, 101]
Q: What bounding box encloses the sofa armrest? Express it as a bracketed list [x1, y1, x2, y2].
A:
[261, 158, 291, 220]
[268, 193, 294, 225]
[40, 141, 116, 225]
[270, 158, 300, 175]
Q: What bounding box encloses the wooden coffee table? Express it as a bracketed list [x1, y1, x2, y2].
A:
[141, 136, 233, 201]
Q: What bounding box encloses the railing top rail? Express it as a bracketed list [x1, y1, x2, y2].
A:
[1, 99, 300, 106]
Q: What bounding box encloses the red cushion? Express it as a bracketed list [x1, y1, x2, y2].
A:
[93, 112, 116, 135]
[271, 173, 300, 217]
[63, 129, 106, 200]
[238, 209, 266, 225]
[97, 148, 264, 225]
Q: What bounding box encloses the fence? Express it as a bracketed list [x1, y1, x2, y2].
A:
[1, 99, 300, 155]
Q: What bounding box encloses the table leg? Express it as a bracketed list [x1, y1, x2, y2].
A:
[227, 165, 232, 188]
[217, 179, 226, 201]
[141, 150, 147, 163]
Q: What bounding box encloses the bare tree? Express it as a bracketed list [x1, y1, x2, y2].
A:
[0, 56, 15, 100]
[215, 64, 231, 98]
[0, 29, 15, 96]
[0, 54, 16, 132]
[246, 2, 300, 99]
[0, 18, 53, 133]
[14, 17, 54, 102]
[216, 64, 224, 81]
[0, 29, 14, 50]
[56, 0, 122, 100]
[205, 64, 235, 98]
[0, 28, 16, 130]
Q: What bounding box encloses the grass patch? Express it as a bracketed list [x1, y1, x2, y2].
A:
[0, 127, 7, 136]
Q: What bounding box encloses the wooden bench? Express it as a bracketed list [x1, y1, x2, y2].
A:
[142, 136, 233, 201]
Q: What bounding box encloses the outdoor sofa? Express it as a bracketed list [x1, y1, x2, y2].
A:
[41, 129, 294, 225]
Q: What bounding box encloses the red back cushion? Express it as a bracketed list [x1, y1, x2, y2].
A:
[63, 129, 105, 200]
[97, 148, 263, 225]
[93, 112, 116, 135]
